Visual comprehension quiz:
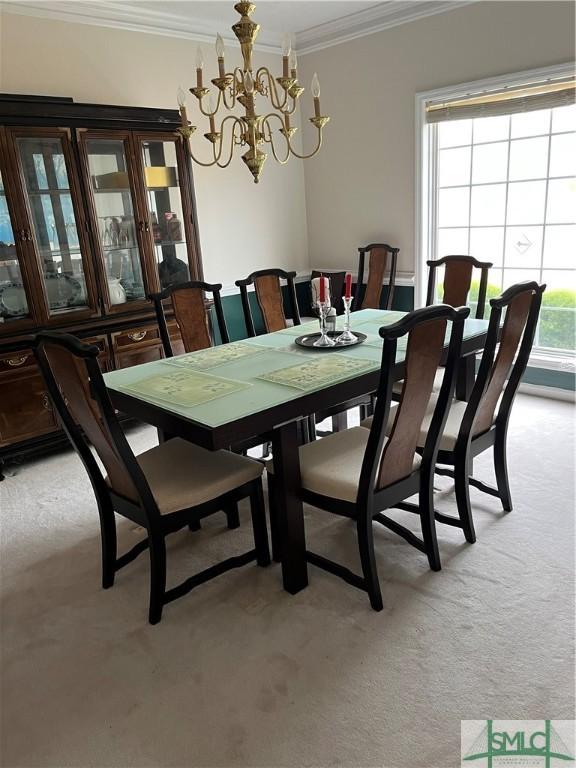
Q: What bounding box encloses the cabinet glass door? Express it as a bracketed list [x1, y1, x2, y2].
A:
[84, 138, 147, 307]
[0, 168, 31, 324]
[16, 136, 92, 316]
[140, 139, 191, 290]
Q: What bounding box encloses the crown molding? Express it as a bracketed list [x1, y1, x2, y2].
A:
[296, 1, 477, 54]
[0, 1, 282, 53]
[2, 1, 478, 55]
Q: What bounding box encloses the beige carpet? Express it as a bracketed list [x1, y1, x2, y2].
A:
[0, 394, 574, 768]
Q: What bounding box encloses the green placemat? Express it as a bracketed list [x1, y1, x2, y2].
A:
[257, 354, 378, 391]
[118, 369, 251, 408]
[164, 342, 266, 371]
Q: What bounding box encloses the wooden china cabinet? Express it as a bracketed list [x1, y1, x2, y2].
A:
[0, 95, 202, 475]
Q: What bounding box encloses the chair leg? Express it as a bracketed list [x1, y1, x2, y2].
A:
[250, 480, 271, 567]
[454, 455, 476, 543]
[494, 431, 513, 512]
[225, 501, 241, 529]
[188, 520, 201, 532]
[148, 531, 167, 625]
[267, 474, 282, 563]
[419, 468, 442, 570]
[98, 499, 117, 589]
[357, 515, 383, 611]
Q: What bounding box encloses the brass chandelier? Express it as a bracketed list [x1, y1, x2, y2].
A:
[176, 1, 330, 184]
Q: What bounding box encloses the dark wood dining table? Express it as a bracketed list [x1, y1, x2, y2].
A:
[105, 309, 490, 597]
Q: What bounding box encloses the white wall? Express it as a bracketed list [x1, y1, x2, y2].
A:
[298, 1, 575, 277]
[0, 11, 309, 286]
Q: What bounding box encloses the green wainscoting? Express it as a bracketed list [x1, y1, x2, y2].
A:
[211, 280, 573, 392]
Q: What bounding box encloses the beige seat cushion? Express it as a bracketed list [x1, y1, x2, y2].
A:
[109, 438, 263, 515]
[267, 427, 420, 503]
[361, 398, 469, 452]
[392, 368, 445, 396]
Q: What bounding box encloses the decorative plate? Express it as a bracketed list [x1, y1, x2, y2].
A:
[44, 273, 83, 309]
[294, 331, 367, 350]
[0, 282, 28, 317]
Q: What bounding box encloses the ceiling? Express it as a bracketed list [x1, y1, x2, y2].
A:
[1, 0, 475, 53]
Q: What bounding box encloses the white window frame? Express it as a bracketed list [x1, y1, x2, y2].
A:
[415, 62, 576, 371]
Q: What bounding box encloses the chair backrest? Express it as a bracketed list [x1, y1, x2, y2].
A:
[310, 270, 346, 315]
[355, 243, 399, 311]
[235, 268, 301, 337]
[458, 281, 545, 445]
[34, 332, 158, 515]
[426, 255, 493, 319]
[149, 280, 229, 358]
[358, 304, 470, 500]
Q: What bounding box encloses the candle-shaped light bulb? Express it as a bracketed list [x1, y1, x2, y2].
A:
[311, 72, 321, 98]
[312, 72, 321, 117]
[281, 32, 292, 57]
[244, 71, 254, 94]
[215, 33, 225, 58]
[176, 86, 186, 108]
[196, 46, 204, 70]
[289, 49, 298, 76]
[196, 46, 204, 88]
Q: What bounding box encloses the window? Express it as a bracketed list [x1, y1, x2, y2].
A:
[418, 66, 576, 363]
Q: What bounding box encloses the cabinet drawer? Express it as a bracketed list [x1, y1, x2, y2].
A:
[83, 334, 110, 371]
[0, 369, 59, 446]
[0, 349, 36, 376]
[112, 326, 160, 351]
[114, 344, 163, 370]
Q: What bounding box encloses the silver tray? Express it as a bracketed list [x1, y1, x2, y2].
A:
[294, 331, 367, 350]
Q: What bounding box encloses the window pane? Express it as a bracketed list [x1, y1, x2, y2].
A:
[538, 271, 576, 351]
[438, 187, 470, 227]
[470, 183, 506, 225]
[503, 268, 540, 291]
[508, 136, 549, 181]
[437, 227, 469, 256]
[469, 227, 504, 267]
[486, 268, 504, 295]
[438, 146, 471, 187]
[543, 225, 576, 269]
[552, 104, 576, 133]
[472, 142, 508, 184]
[510, 109, 550, 138]
[504, 226, 543, 269]
[546, 178, 576, 223]
[438, 119, 472, 148]
[549, 132, 576, 177]
[507, 180, 546, 224]
[473, 115, 509, 143]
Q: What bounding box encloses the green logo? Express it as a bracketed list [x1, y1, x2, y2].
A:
[462, 720, 574, 767]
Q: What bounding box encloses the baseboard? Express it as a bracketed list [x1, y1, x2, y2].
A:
[518, 382, 575, 402]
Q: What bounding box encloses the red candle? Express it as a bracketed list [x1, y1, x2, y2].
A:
[319, 274, 326, 303]
[345, 273, 352, 299]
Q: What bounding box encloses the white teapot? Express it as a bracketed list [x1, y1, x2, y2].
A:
[108, 278, 127, 306]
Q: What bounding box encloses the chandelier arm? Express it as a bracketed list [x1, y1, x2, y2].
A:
[186, 143, 221, 168]
[262, 115, 290, 164]
[216, 117, 245, 168]
[286, 125, 324, 160]
[198, 88, 223, 117]
[255, 66, 288, 111]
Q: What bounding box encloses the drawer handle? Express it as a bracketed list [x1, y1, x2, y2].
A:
[128, 331, 147, 343]
[41, 393, 52, 412]
[5, 354, 29, 367]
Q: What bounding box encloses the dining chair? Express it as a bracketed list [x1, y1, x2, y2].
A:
[235, 268, 301, 337]
[392, 254, 493, 401]
[354, 243, 399, 311]
[267, 303, 470, 610]
[149, 280, 229, 358]
[370, 281, 545, 544]
[426, 255, 493, 319]
[34, 331, 270, 625]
